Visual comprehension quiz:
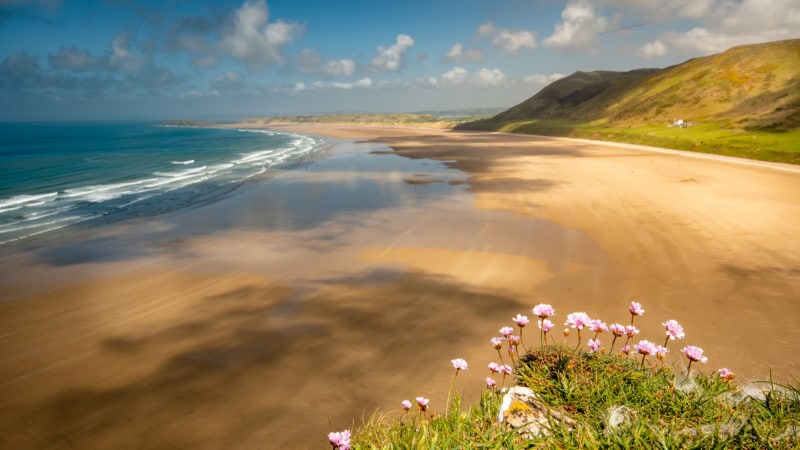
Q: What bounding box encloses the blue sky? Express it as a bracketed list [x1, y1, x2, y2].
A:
[1, 0, 798, 120]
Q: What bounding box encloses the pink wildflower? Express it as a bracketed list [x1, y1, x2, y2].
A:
[682, 345, 708, 377]
[401, 400, 412, 411]
[565, 312, 591, 329]
[588, 338, 601, 353]
[590, 319, 608, 333]
[486, 376, 497, 388]
[629, 301, 645, 317]
[488, 362, 500, 373]
[682, 346, 708, 363]
[532, 303, 555, 318]
[540, 319, 553, 332]
[451, 358, 468, 372]
[625, 325, 640, 337]
[328, 430, 351, 450]
[610, 323, 626, 337]
[622, 345, 631, 355]
[636, 340, 657, 356]
[416, 396, 430, 412]
[508, 335, 521, 346]
[718, 368, 735, 382]
[491, 337, 503, 350]
[499, 326, 514, 338]
[655, 345, 669, 360]
[662, 320, 685, 341]
[513, 314, 530, 327]
[500, 364, 513, 375]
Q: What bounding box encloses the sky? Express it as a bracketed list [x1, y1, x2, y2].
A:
[1, 0, 798, 121]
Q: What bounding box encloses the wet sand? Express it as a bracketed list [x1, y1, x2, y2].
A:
[1, 127, 799, 448]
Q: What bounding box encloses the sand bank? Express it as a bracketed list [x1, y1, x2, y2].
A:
[1, 126, 798, 448]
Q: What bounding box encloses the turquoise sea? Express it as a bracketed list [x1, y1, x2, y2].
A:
[0, 122, 327, 247]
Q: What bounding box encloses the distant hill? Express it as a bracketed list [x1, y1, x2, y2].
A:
[487, 39, 800, 131]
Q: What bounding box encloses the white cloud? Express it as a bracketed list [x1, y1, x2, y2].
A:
[439, 67, 510, 88]
[543, 0, 607, 52]
[616, 0, 799, 56]
[323, 59, 356, 77]
[221, 0, 303, 70]
[109, 32, 146, 72]
[473, 68, 507, 87]
[492, 30, 537, 52]
[354, 77, 372, 88]
[638, 40, 668, 58]
[440, 67, 469, 86]
[288, 76, 372, 93]
[370, 34, 415, 72]
[443, 43, 485, 63]
[522, 73, 567, 85]
[477, 23, 537, 53]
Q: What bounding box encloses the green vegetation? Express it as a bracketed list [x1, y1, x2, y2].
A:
[464, 119, 800, 164]
[350, 345, 800, 449]
[328, 302, 800, 449]
[459, 39, 800, 165]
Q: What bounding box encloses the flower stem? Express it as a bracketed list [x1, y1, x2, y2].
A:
[445, 371, 458, 415]
[609, 335, 618, 353]
[686, 360, 693, 378]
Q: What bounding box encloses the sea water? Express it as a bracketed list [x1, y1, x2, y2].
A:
[0, 122, 327, 247]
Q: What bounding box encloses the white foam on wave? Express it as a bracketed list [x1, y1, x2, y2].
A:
[1, 130, 328, 246]
[0, 192, 58, 211]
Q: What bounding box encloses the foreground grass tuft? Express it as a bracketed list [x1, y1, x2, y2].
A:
[329, 302, 799, 449]
[352, 346, 799, 448]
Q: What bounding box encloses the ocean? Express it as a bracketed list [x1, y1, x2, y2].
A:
[0, 122, 328, 247]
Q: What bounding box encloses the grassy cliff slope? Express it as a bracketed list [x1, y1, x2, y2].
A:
[460, 39, 800, 163]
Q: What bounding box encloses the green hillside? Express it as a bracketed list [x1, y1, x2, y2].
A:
[460, 39, 800, 163]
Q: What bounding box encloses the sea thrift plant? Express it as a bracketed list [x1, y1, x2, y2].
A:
[718, 367, 735, 382]
[532, 303, 555, 348]
[629, 301, 645, 323]
[588, 338, 601, 353]
[447, 358, 468, 411]
[539, 319, 553, 345]
[532, 303, 555, 319]
[485, 376, 497, 389]
[512, 314, 530, 350]
[635, 340, 657, 366]
[491, 337, 505, 364]
[622, 325, 640, 352]
[590, 319, 608, 338]
[499, 326, 514, 338]
[451, 358, 468, 372]
[328, 430, 351, 450]
[662, 319, 685, 347]
[401, 400, 412, 411]
[565, 312, 592, 348]
[682, 345, 708, 377]
[609, 323, 626, 352]
[488, 362, 500, 374]
[416, 397, 429, 412]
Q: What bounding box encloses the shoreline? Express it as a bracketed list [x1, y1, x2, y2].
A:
[1, 124, 798, 448]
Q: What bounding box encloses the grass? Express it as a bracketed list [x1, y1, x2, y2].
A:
[458, 119, 800, 165]
[330, 303, 800, 449]
[350, 345, 800, 449]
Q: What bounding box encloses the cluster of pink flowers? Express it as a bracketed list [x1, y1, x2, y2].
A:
[333, 299, 735, 447]
[328, 430, 351, 450]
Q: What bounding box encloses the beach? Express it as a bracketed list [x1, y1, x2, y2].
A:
[1, 125, 799, 449]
